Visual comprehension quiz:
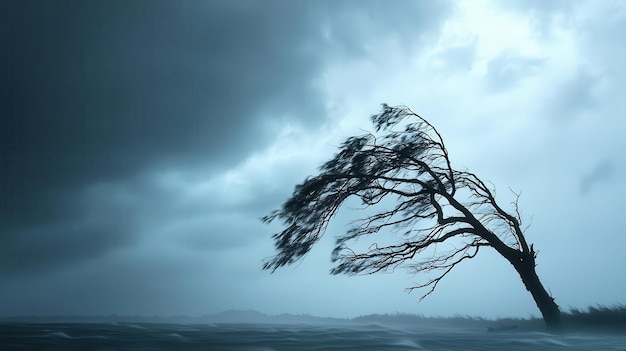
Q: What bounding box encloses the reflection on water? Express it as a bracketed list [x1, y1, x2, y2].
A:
[1, 322, 625, 351]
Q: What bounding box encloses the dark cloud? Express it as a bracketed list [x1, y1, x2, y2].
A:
[0, 249, 217, 316]
[0, 217, 134, 276]
[0, 180, 145, 276]
[580, 160, 615, 196]
[0, 0, 454, 308]
[0, 0, 333, 275]
[0, 0, 327, 231]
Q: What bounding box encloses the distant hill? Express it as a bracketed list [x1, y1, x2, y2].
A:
[0, 309, 348, 325]
[0, 310, 512, 331]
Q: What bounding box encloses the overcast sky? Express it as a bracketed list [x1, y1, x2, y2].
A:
[1, 0, 625, 319]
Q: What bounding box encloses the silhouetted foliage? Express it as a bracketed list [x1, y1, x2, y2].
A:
[565, 304, 626, 331]
[263, 104, 561, 330]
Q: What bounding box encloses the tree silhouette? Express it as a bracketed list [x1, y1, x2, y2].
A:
[262, 104, 561, 330]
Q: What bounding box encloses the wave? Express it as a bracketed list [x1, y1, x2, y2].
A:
[0, 322, 624, 351]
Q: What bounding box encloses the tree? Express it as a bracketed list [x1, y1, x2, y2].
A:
[262, 104, 561, 330]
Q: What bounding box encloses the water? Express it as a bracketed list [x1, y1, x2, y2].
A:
[1, 322, 625, 350]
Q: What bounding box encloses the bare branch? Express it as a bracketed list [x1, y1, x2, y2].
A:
[406, 242, 489, 300]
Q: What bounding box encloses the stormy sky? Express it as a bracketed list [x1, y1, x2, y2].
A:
[1, 0, 625, 319]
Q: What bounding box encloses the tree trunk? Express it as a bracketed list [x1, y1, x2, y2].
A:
[511, 252, 561, 331]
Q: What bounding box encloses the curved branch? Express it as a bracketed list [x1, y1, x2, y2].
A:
[264, 104, 534, 299]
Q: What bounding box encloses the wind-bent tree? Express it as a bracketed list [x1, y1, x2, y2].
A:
[262, 104, 561, 330]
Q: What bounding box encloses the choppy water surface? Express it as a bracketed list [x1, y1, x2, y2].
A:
[1, 322, 625, 351]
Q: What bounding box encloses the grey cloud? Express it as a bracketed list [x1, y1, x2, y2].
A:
[0, 0, 327, 233]
[579, 160, 615, 196]
[574, 5, 626, 109]
[499, 0, 573, 14]
[173, 214, 261, 252]
[321, 1, 453, 57]
[495, 0, 575, 37]
[0, 250, 217, 316]
[0, 219, 134, 277]
[548, 69, 602, 122]
[0, 0, 452, 228]
[0, 0, 456, 315]
[1, 0, 324, 275]
[435, 41, 477, 73]
[0, 157, 298, 275]
[0, 181, 142, 276]
[486, 50, 543, 92]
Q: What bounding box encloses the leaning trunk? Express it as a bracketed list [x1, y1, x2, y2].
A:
[511, 252, 561, 331]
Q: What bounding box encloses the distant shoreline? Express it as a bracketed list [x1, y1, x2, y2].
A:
[1, 305, 624, 333]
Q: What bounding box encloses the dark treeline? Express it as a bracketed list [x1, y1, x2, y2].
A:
[347, 304, 626, 332]
[562, 304, 626, 331]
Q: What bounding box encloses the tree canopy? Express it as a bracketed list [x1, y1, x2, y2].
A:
[263, 104, 561, 329]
